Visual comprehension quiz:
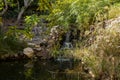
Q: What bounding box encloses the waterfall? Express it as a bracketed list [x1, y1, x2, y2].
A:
[62, 30, 73, 49]
[65, 31, 71, 42]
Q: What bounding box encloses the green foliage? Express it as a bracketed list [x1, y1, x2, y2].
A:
[48, 0, 74, 27]
[37, 0, 53, 11]
[4, 14, 40, 40]
[0, 0, 18, 17]
[0, 29, 27, 55]
[25, 14, 39, 26]
[109, 0, 120, 4]
[0, 0, 4, 11]
[48, 0, 120, 30]
[24, 14, 40, 39]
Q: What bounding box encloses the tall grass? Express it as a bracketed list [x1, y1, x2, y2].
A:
[73, 23, 120, 79]
[109, 3, 120, 19]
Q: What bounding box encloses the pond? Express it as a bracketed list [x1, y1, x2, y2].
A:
[0, 60, 89, 80]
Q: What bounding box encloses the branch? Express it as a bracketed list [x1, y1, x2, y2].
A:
[0, 0, 8, 16]
[16, 0, 33, 24]
[24, 0, 29, 7]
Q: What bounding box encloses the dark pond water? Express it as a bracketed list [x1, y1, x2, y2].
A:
[0, 60, 88, 80]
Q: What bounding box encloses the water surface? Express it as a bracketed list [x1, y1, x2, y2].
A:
[0, 60, 85, 80]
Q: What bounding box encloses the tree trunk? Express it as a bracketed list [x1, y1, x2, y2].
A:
[24, 0, 29, 7]
[16, 7, 26, 24]
[15, 0, 33, 24]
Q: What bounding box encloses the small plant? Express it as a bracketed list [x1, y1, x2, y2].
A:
[24, 14, 40, 39]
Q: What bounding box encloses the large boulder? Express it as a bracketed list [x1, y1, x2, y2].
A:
[23, 47, 34, 58]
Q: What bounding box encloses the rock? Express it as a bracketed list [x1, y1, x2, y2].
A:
[14, 54, 18, 58]
[35, 44, 40, 48]
[105, 17, 120, 28]
[34, 47, 41, 51]
[24, 61, 33, 68]
[27, 43, 36, 47]
[23, 47, 34, 58]
[37, 48, 51, 59]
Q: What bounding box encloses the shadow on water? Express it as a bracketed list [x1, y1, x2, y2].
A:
[0, 60, 86, 80]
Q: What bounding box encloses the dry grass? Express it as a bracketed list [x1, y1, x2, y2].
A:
[109, 3, 120, 19]
[73, 22, 120, 79]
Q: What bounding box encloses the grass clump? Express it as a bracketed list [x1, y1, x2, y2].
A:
[109, 3, 120, 19]
[73, 23, 120, 79]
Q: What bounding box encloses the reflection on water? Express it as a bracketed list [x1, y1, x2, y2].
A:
[0, 60, 86, 80]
